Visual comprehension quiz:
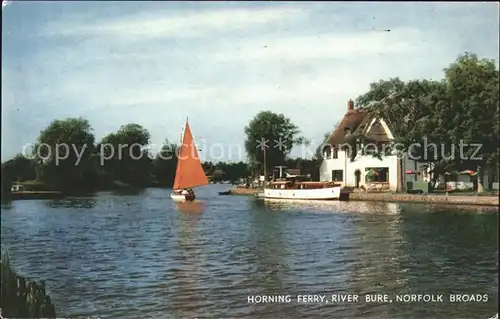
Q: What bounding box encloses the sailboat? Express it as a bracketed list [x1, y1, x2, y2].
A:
[170, 119, 209, 202]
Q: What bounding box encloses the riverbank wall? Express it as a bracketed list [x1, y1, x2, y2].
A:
[229, 188, 499, 207]
[229, 188, 262, 196]
[347, 193, 498, 206]
[0, 253, 57, 318]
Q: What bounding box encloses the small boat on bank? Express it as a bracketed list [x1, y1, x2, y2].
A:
[6, 184, 63, 200]
[218, 190, 231, 195]
[170, 118, 209, 202]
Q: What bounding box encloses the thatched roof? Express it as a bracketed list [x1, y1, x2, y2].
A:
[326, 101, 392, 147]
[327, 108, 371, 146]
[365, 117, 391, 143]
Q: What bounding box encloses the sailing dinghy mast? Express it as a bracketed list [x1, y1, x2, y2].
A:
[172, 119, 208, 190]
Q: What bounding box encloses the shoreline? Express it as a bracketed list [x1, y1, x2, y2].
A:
[229, 188, 499, 207]
[347, 193, 498, 207]
[228, 187, 263, 196]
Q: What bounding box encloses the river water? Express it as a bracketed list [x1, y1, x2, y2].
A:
[1, 185, 498, 319]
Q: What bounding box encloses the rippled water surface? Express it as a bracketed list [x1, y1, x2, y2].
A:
[1, 186, 498, 318]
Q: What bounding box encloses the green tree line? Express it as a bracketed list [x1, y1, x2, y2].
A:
[1, 121, 181, 194]
[0, 118, 318, 194]
[2, 52, 497, 194]
[354, 53, 499, 191]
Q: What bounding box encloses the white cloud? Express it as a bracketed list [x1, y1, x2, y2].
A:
[42, 6, 306, 39]
[29, 24, 434, 113]
[208, 28, 426, 62]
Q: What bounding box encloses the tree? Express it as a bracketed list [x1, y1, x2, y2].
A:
[211, 168, 226, 182]
[224, 161, 248, 183]
[282, 157, 319, 180]
[35, 117, 95, 191]
[356, 78, 450, 191]
[202, 161, 215, 176]
[357, 78, 444, 153]
[201, 161, 248, 183]
[356, 78, 406, 109]
[1, 155, 37, 195]
[441, 53, 499, 192]
[151, 140, 178, 186]
[244, 111, 308, 176]
[99, 123, 151, 186]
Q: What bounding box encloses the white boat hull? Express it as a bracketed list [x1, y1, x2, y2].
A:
[170, 193, 196, 202]
[262, 186, 341, 200]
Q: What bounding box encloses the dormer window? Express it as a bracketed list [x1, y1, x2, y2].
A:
[324, 146, 331, 159]
[364, 143, 377, 155]
[332, 147, 338, 159]
[323, 145, 338, 159]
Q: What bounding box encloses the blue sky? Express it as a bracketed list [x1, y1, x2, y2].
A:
[2, 1, 499, 162]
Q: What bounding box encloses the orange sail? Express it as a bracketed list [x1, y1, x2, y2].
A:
[173, 120, 209, 190]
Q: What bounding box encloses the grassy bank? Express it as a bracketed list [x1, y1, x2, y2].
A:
[0, 252, 56, 318]
[12, 179, 152, 192]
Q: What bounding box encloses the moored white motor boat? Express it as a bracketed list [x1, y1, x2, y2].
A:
[263, 186, 341, 200]
[262, 180, 342, 200]
[257, 166, 342, 201]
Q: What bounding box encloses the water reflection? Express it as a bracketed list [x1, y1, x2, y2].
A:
[403, 203, 498, 214]
[173, 201, 206, 214]
[46, 197, 97, 209]
[257, 199, 402, 215]
[110, 188, 146, 196]
[249, 199, 498, 317]
[166, 207, 204, 317]
[345, 203, 405, 318]
[245, 202, 298, 317]
[393, 205, 499, 316]
[0, 200, 13, 210]
[253, 198, 498, 216]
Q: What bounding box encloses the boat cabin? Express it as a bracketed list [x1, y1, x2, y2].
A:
[267, 180, 340, 190]
[10, 184, 25, 192]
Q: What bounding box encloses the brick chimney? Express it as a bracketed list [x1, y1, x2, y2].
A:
[347, 99, 354, 111]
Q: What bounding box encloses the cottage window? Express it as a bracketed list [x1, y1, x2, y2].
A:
[365, 167, 389, 182]
[332, 170, 343, 182]
[324, 146, 332, 159]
